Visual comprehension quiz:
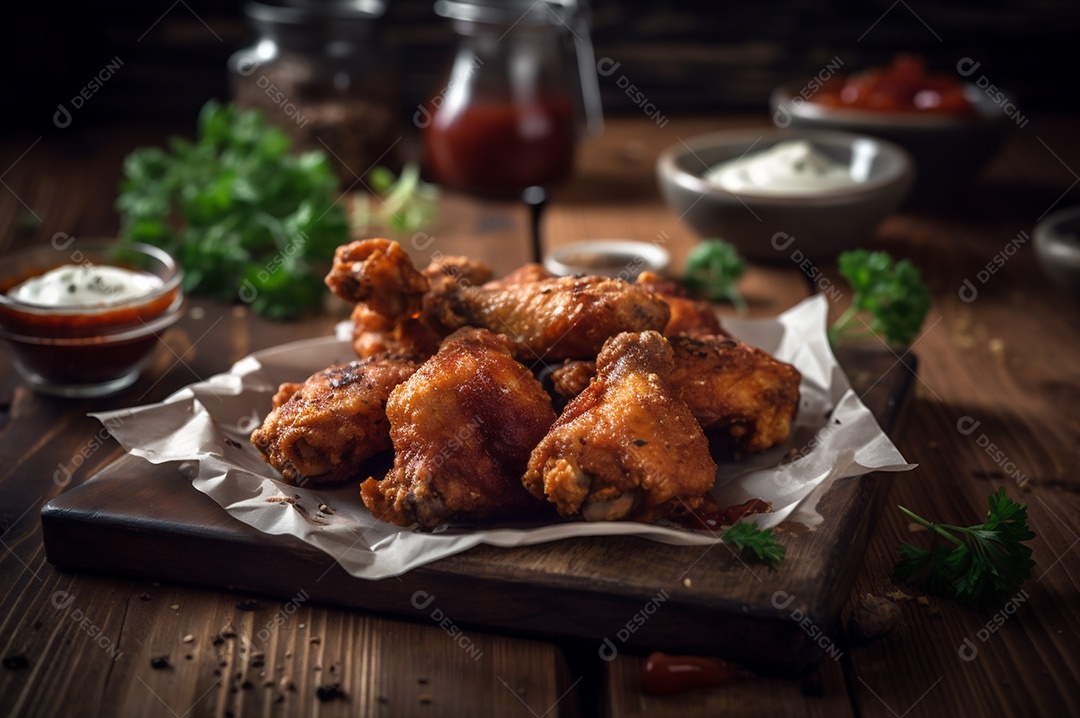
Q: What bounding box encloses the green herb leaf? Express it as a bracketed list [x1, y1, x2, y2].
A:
[352, 163, 439, 236]
[723, 520, 786, 567]
[682, 239, 747, 309]
[830, 249, 931, 346]
[116, 100, 349, 319]
[895, 487, 1035, 607]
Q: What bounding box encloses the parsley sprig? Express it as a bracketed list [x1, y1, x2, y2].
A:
[723, 521, 786, 567]
[117, 101, 350, 319]
[682, 239, 747, 310]
[829, 249, 931, 347]
[895, 487, 1035, 607]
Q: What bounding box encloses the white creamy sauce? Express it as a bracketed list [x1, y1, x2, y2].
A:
[704, 140, 865, 195]
[8, 264, 163, 307]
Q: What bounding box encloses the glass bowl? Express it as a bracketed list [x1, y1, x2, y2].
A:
[0, 240, 184, 397]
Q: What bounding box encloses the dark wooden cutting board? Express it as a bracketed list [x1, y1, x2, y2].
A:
[40, 346, 914, 678]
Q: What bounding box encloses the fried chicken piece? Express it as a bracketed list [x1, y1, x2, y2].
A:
[325, 238, 429, 316]
[484, 263, 554, 287]
[426, 275, 671, 362]
[668, 335, 801, 453]
[361, 328, 556, 528]
[548, 334, 801, 453]
[348, 255, 494, 358]
[350, 304, 443, 359]
[422, 254, 494, 292]
[636, 271, 726, 338]
[549, 359, 596, 399]
[250, 354, 422, 485]
[523, 331, 717, 522]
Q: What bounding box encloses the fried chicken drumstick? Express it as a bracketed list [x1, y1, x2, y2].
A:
[250, 353, 422, 485]
[523, 331, 717, 522]
[360, 328, 556, 528]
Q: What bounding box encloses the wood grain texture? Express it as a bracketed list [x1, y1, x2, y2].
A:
[2, 116, 1079, 716]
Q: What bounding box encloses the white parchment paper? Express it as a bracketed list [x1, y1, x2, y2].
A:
[93, 294, 914, 579]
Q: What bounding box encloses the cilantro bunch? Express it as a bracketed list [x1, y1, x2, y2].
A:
[117, 101, 349, 319]
[829, 249, 931, 346]
[896, 487, 1035, 607]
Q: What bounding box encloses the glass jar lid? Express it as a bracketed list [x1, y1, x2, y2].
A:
[244, 0, 386, 25]
[434, 0, 576, 25]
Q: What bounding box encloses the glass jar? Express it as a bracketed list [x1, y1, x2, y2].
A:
[229, 0, 401, 184]
[420, 0, 603, 196]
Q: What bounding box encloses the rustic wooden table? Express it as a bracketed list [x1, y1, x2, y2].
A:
[0, 116, 1078, 717]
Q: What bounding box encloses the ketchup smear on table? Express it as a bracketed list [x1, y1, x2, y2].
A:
[641, 652, 749, 695]
[677, 495, 772, 532]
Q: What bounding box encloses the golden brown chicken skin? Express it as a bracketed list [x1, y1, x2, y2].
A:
[523, 331, 717, 522]
[250, 353, 422, 485]
[426, 275, 671, 363]
[347, 254, 494, 359]
[548, 334, 801, 453]
[325, 238, 429, 317]
[668, 335, 801, 453]
[636, 271, 726, 338]
[360, 328, 556, 528]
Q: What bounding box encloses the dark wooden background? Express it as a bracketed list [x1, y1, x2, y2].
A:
[5, 0, 1080, 135]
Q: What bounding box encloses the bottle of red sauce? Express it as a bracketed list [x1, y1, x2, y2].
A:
[420, 0, 603, 197]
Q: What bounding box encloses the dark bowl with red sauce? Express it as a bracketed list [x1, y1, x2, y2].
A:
[0, 240, 184, 397]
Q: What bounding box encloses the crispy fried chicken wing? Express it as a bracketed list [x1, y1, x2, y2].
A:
[325, 238, 429, 316]
[427, 275, 671, 362]
[349, 304, 444, 359]
[250, 353, 422, 485]
[668, 334, 801, 453]
[348, 255, 494, 359]
[484, 263, 554, 287]
[360, 328, 556, 528]
[549, 334, 801, 453]
[636, 271, 727, 338]
[523, 331, 717, 522]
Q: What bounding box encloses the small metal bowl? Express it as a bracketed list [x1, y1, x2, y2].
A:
[544, 240, 670, 281]
[1034, 207, 1080, 295]
[0, 240, 184, 397]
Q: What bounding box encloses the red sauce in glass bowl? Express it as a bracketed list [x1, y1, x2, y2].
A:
[0, 241, 184, 396]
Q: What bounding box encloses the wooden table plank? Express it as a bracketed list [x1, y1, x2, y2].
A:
[3, 115, 1080, 716]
